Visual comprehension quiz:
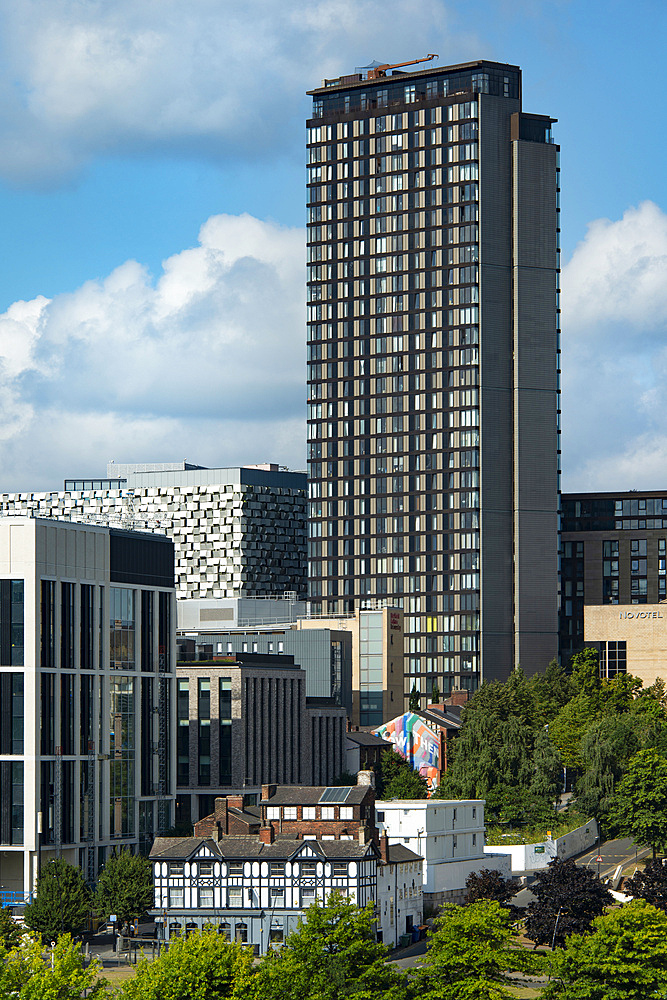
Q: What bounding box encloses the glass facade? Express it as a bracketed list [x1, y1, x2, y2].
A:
[110, 676, 135, 837]
[110, 587, 136, 670]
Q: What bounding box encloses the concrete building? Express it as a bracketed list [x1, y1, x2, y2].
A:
[0, 515, 176, 897]
[560, 490, 667, 662]
[375, 797, 510, 904]
[0, 462, 307, 604]
[175, 653, 347, 826]
[297, 607, 404, 726]
[177, 625, 353, 716]
[584, 603, 667, 687]
[306, 59, 560, 698]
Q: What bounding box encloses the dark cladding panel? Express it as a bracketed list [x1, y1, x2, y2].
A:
[109, 530, 174, 588]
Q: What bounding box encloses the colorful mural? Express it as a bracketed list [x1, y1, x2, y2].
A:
[374, 712, 440, 792]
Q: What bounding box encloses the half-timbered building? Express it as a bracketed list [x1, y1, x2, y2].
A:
[150, 829, 379, 952]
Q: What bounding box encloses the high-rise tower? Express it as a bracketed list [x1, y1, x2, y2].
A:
[306, 59, 559, 719]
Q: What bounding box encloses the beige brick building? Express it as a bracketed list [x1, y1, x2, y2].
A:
[584, 603, 667, 686]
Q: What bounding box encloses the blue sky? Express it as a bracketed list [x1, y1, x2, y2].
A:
[1, 0, 667, 491]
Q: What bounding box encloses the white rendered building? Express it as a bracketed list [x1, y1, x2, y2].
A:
[0, 515, 176, 898]
[376, 842, 423, 948]
[376, 798, 510, 904]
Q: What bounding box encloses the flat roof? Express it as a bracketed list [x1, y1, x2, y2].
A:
[308, 58, 521, 96]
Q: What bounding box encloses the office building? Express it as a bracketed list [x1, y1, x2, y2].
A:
[306, 58, 560, 699]
[0, 462, 307, 604]
[177, 622, 353, 715]
[296, 606, 404, 725]
[0, 515, 176, 897]
[174, 652, 347, 826]
[584, 603, 667, 687]
[560, 490, 667, 662]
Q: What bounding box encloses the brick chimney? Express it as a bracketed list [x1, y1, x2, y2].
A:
[214, 797, 228, 835]
[357, 770, 375, 788]
[445, 690, 469, 707]
[261, 784, 277, 801]
[379, 835, 390, 863]
[358, 824, 371, 845]
[259, 824, 275, 845]
[227, 795, 244, 811]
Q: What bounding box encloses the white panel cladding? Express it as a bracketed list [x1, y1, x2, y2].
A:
[0, 483, 306, 600]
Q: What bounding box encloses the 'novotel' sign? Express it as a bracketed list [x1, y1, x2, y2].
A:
[619, 611, 664, 620]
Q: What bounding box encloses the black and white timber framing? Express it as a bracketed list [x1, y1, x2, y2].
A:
[150, 834, 379, 952]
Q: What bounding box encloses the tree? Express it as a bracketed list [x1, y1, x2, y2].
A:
[119, 926, 254, 1000]
[378, 748, 428, 800]
[0, 906, 22, 949]
[612, 747, 667, 857]
[545, 900, 667, 1000]
[24, 859, 90, 940]
[431, 683, 441, 705]
[525, 858, 613, 948]
[94, 848, 153, 927]
[253, 891, 407, 1000]
[625, 859, 667, 911]
[409, 684, 420, 713]
[414, 899, 542, 1000]
[435, 707, 561, 825]
[464, 869, 520, 910]
[574, 716, 638, 831]
[5, 934, 109, 1000]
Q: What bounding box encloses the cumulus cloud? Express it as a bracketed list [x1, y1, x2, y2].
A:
[561, 201, 667, 491]
[0, 213, 307, 491]
[0, 0, 478, 185]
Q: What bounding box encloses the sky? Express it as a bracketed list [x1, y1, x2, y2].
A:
[1, 0, 667, 492]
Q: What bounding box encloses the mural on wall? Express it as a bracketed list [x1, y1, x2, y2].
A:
[374, 712, 440, 791]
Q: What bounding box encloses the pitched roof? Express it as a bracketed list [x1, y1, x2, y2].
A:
[346, 731, 388, 747]
[150, 835, 378, 862]
[262, 785, 372, 806]
[383, 844, 423, 864]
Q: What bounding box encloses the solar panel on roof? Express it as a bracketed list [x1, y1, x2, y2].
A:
[319, 787, 353, 804]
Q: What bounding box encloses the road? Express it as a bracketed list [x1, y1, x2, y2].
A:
[390, 836, 650, 969]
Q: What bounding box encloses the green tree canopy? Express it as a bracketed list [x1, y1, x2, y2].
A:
[525, 859, 613, 948]
[253, 891, 407, 1000]
[24, 859, 90, 940]
[574, 716, 639, 830]
[545, 900, 667, 1000]
[119, 926, 254, 1000]
[0, 906, 22, 950]
[4, 934, 109, 1000]
[94, 848, 153, 926]
[414, 899, 542, 1000]
[377, 748, 428, 799]
[612, 747, 667, 857]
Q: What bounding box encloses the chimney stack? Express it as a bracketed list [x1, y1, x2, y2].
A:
[261, 784, 277, 801]
[358, 824, 371, 845]
[379, 834, 390, 863]
[214, 797, 228, 835]
[259, 824, 275, 845]
[445, 690, 469, 707]
[357, 770, 375, 788]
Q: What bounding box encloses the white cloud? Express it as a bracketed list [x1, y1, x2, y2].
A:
[561, 201, 667, 491]
[0, 213, 307, 491]
[0, 0, 480, 184]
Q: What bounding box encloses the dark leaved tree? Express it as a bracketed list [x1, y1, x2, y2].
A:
[464, 868, 521, 912]
[625, 859, 667, 912]
[377, 748, 428, 800]
[525, 859, 613, 948]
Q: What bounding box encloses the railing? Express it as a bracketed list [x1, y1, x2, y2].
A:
[0, 889, 33, 907]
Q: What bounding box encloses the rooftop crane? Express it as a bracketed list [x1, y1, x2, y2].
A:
[365, 54, 439, 80]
